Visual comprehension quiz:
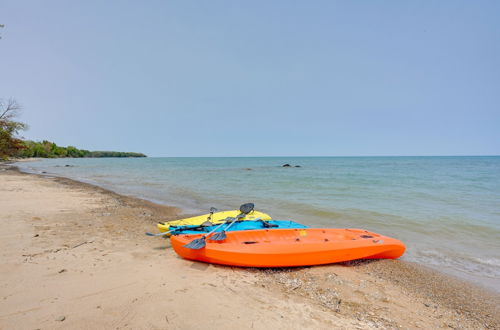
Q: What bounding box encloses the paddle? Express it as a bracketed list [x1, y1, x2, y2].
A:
[200, 207, 218, 226]
[209, 203, 256, 241]
[209, 216, 263, 241]
[209, 207, 218, 217]
[182, 217, 234, 249]
[146, 229, 177, 236]
[183, 203, 255, 249]
[146, 223, 220, 237]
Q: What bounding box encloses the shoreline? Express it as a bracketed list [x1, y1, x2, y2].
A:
[12, 158, 500, 294]
[1, 163, 499, 329]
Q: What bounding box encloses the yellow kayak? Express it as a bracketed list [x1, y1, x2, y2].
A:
[157, 209, 272, 234]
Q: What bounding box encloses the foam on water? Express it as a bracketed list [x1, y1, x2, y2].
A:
[17, 156, 500, 292]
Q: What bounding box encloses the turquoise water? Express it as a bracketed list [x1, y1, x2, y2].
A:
[18, 156, 500, 291]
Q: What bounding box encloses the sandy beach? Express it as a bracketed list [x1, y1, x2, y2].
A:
[1, 164, 499, 330]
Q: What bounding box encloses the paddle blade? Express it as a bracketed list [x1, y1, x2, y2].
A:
[239, 203, 255, 214]
[209, 231, 227, 241]
[183, 237, 206, 249]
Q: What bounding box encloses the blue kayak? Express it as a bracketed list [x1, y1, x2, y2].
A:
[169, 220, 308, 235]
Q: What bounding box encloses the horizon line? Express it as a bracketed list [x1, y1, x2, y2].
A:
[145, 154, 500, 158]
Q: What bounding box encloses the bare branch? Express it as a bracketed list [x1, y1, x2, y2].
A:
[0, 98, 22, 120]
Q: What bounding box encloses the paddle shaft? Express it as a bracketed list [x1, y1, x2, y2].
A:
[224, 216, 261, 233]
[182, 217, 237, 249]
[209, 216, 264, 242]
[148, 216, 239, 238]
[146, 230, 172, 237]
[183, 203, 255, 248]
[204, 212, 247, 237]
[203, 220, 229, 238]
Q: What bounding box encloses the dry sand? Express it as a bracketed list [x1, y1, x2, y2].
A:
[0, 164, 498, 329]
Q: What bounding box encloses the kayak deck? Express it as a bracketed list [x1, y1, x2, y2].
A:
[170, 228, 406, 267]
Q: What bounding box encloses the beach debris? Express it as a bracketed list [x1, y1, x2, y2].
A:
[58, 269, 67, 273]
[22, 247, 64, 258]
[55, 316, 66, 322]
[33, 234, 39, 237]
[71, 241, 94, 249]
[259, 269, 343, 312]
[283, 277, 302, 290]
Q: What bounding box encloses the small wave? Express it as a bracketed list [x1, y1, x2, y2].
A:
[467, 256, 500, 267]
[414, 249, 500, 279]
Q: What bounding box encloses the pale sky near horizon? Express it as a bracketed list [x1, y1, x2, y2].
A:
[1, 1, 499, 156]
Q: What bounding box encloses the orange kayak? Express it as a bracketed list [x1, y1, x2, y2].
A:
[170, 228, 405, 267]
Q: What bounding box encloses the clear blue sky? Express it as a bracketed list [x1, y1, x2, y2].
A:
[1, 1, 499, 156]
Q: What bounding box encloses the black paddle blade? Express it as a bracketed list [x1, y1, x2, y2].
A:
[209, 231, 227, 241]
[183, 237, 207, 249]
[239, 203, 255, 214]
[210, 207, 218, 213]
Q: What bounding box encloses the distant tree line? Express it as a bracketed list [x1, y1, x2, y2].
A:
[85, 150, 147, 158]
[17, 140, 146, 158]
[0, 98, 146, 160]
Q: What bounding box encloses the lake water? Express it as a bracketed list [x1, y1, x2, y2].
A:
[17, 156, 500, 292]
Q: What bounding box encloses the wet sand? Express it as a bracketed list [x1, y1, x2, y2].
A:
[1, 164, 498, 329]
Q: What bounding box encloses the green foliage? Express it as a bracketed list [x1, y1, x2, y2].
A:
[17, 140, 146, 158]
[0, 126, 25, 160]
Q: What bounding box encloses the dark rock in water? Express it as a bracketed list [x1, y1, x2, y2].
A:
[282, 164, 291, 167]
[295, 165, 301, 168]
[64, 164, 73, 167]
[245, 168, 252, 171]
[41, 171, 47, 174]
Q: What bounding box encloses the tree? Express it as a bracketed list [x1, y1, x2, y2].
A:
[0, 98, 28, 159]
